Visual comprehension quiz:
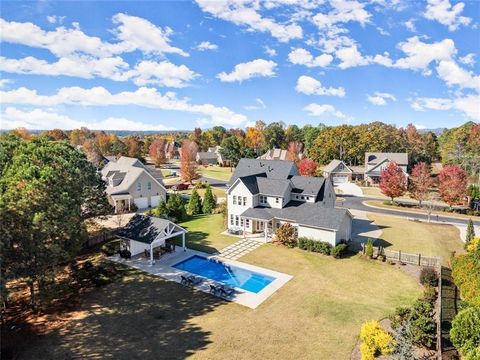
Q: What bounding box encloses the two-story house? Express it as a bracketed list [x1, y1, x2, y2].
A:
[227, 159, 352, 246]
[364, 152, 408, 186]
[101, 156, 167, 213]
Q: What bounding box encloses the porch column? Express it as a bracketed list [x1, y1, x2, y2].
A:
[243, 219, 246, 239]
[264, 221, 267, 242]
[128, 198, 131, 212]
[149, 243, 154, 265]
[114, 200, 118, 214]
[182, 233, 186, 251]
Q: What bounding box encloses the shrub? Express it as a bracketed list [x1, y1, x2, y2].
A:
[466, 237, 480, 253]
[392, 322, 414, 360]
[331, 243, 347, 258]
[202, 185, 216, 214]
[465, 219, 476, 249]
[101, 239, 121, 256]
[419, 267, 438, 287]
[187, 189, 203, 215]
[410, 314, 436, 348]
[422, 286, 437, 304]
[452, 253, 480, 306]
[359, 321, 394, 360]
[390, 306, 412, 329]
[166, 194, 187, 222]
[365, 238, 374, 258]
[450, 305, 480, 359]
[275, 223, 297, 248]
[298, 237, 308, 250]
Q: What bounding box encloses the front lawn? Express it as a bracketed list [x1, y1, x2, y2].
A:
[368, 213, 464, 265]
[360, 186, 411, 200]
[18, 214, 421, 359]
[198, 165, 233, 181]
[179, 186, 226, 199]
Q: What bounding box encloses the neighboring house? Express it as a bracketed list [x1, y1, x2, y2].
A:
[258, 148, 303, 161]
[227, 159, 352, 246]
[118, 214, 187, 264]
[101, 156, 167, 213]
[323, 159, 364, 183]
[196, 151, 218, 165]
[364, 152, 408, 185]
[165, 141, 180, 160]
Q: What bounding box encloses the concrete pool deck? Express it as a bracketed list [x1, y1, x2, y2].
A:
[109, 248, 292, 309]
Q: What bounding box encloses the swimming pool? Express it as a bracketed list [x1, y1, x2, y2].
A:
[173, 255, 275, 293]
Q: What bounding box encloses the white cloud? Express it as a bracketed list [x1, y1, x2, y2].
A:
[411, 94, 480, 120]
[288, 48, 333, 68]
[404, 19, 416, 32]
[194, 0, 303, 42]
[244, 98, 266, 110]
[264, 46, 277, 57]
[436, 60, 480, 90]
[312, 0, 371, 29]
[295, 75, 345, 97]
[459, 53, 475, 66]
[303, 103, 346, 118]
[0, 79, 12, 88]
[196, 41, 218, 51]
[0, 14, 188, 58]
[217, 59, 277, 83]
[0, 86, 248, 126]
[336, 45, 369, 69]
[46, 15, 65, 24]
[367, 92, 397, 106]
[0, 56, 198, 88]
[0, 107, 175, 131]
[424, 0, 472, 31]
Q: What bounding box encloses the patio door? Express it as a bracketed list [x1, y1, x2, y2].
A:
[256, 221, 264, 232]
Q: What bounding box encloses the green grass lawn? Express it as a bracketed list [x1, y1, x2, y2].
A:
[179, 186, 226, 199]
[198, 165, 233, 182]
[360, 186, 412, 200]
[20, 214, 421, 360]
[175, 214, 235, 253]
[368, 213, 464, 265]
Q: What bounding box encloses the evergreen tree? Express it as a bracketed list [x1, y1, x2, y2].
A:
[166, 194, 187, 221]
[465, 219, 475, 249]
[187, 189, 202, 215]
[392, 323, 414, 360]
[202, 185, 216, 214]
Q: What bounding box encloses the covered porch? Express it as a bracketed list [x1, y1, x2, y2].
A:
[111, 193, 132, 214]
[239, 209, 275, 242]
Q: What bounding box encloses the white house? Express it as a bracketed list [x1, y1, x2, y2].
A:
[101, 156, 167, 213]
[227, 159, 352, 246]
[364, 152, 408, 186]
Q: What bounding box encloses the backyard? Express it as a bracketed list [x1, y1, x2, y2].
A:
[17, 214, 421, 359]
[198, 165, 233, 182]
[178, 187, 226, 200]
[368, 213, 465, 265]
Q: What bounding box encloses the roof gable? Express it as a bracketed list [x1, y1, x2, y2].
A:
[118, 215, 186, 244]
[229, 159, 298, 185]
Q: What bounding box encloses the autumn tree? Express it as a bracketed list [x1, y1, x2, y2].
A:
[149, 138, 167, 166]
[263, 122, 285, 150]
[9, 127, 31, 140]
[298, 158, 317, 176]
[379, 162, 407, 204]
[438, 164, 468, 207]
[180, 140, 199, 184]
[42, 129, 67, 141]
[287, 141, 303, 164]
[123, 136, 143, 159]
[83, 139, 104, 168]
[245, 126, 265, 155]
[409, 162, 432, 206]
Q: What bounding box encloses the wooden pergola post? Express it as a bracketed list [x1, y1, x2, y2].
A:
[182, 233, 186, 251]
[149, 243, 154, 265]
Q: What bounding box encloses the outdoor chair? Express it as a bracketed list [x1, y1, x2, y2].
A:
[209, 284, 218, 295]
[219, 285, 234, 298]
[180, 275, 189, 286]
[187, 275, 201, 286]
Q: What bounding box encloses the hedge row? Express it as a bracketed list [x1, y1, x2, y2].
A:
[297, 237, 348, 258]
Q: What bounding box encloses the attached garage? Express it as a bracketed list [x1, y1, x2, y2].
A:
[150, 195, 162, 207]
[332, 176, 348, 184]
[134, 197, 149, 209]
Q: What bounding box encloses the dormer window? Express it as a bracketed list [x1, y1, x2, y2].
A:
[260, 195, 267, 204]
[275, 197, 280, 204]
[137, 182, 141, 191]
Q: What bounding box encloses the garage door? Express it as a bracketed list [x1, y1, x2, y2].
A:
[333, 176, 348, 183]
[150, 195, 162, 207]
[134, 197, 149, 209]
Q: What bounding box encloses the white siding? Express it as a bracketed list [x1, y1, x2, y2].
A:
[129, 240, 151, 256]
[297, 225, 337, 246]
[134, 197, 149, 209]
[227, 180, 253, 231]
[150, 195, 162, 207]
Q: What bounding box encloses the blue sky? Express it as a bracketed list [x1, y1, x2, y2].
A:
[0, 0, 479, 131]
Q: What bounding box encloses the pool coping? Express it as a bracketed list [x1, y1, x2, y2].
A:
[108, 248, 293, 309]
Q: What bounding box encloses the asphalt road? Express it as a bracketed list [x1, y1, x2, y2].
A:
[337, 195, 480, 227]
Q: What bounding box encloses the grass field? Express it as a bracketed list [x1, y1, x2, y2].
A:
[198, 165, 233, 182]
[179, 187, 226, 199]
[368, 213, 464, 265]
[360, 186, 411, 200]
[19, 214, 421, 360]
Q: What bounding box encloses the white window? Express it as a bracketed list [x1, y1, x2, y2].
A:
[233, 195, 237, 205]
[260, 195, 267, 204]
[230, 214, 234, 225]
[137, 182, 141, 191]
[301, 196, 304, 200]
[243, 197, 247, 206]
[246, 219, 250, 227]
[240, 218, 244, 227]
[147, 182, 151, 190]
[275, 197, 280, 204]
[235, 216, 239, 226]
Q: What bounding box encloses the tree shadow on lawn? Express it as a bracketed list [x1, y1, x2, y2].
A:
[19, 269, 227, 360]
[349, 217, 391, 252]
[171, 231, 222, 254]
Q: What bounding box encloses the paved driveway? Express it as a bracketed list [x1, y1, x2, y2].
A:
[336, 182, 363, 197]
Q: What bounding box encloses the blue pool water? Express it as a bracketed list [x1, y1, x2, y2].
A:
[173, 255, 275, 293]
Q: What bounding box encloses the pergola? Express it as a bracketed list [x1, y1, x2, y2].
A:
[118, 214, 188, 265]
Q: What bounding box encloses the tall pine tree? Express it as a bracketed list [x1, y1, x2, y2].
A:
[465, 219, 475, 249]
[202, 185, 216, 214]
[187, 189, 202, 215]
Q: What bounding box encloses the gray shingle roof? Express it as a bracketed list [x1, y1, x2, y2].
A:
[118, 214, 185, 244]
[197, 152, 218, 160]
[323, 159, 353, 174]
[257, 177, 291, 197]
[240, 201, 350, 231]
[229, 159, 298, 185]
[365, 152, 408, 165]
[290, 176, 325, 200]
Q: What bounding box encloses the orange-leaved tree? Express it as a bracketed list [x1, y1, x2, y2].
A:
[181, 140, 199, 184]
[379, 162, 407, 204]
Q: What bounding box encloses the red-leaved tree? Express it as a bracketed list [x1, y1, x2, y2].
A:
[298, 158, 317, 176]
[149, 138, 166, 166]
[379, 162, 407, 204]
[438, 164, 468, 207]
[409, 162, 432, 206]
[181, 140, 199, 184]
